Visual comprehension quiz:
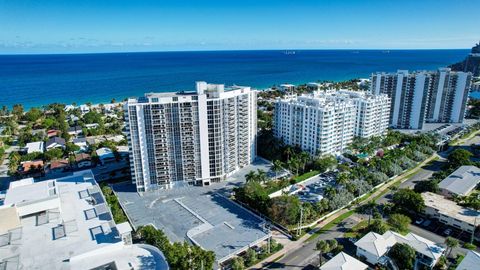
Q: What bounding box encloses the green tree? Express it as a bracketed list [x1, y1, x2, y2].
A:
[245, 170, 257, 183]
[388, 243, 416, 270]
[369, 218, 388, 234]
[231, 256, 245, 270]
[392, 189, 425, 214]
[272, 160, 283, 179]
[314, 155, 338, 173]
[387, 213, 411, 234]
[244, 248, 257, 266]
[315, 240, 330, 266]
[444, 236, 459, 258]
[45, 148, 64, 161]
[447, 149, 473, 169]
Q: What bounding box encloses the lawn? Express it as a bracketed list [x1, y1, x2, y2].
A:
[292, 170, 320, 183]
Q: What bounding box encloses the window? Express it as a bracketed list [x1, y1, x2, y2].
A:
[53, 225, 66, 240]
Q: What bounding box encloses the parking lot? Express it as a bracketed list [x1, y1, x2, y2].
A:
[412, 216, 478, 244]
[292, 172, 336, 203]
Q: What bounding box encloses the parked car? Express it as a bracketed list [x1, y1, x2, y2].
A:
[444, 228, 452, 236]
[415, 218, 424, 225]
[421, 220, 431, 227]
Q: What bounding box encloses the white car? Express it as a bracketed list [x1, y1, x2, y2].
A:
[415, 218, 424, 225]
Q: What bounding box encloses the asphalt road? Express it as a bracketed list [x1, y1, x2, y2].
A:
[264, 214, 366, 269]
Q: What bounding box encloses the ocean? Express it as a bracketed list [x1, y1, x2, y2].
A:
[0, 49, 469, 109]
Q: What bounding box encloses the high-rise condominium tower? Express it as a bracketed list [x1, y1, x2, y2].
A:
[371, 68, 472, 129]
[273, 90, 390, 156]
[125, 82, 257, 192]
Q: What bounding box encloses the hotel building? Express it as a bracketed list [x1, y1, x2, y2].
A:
[125, 82, 257, 192]
[371, 68, 472, 129]
[273, 90, 390, 156]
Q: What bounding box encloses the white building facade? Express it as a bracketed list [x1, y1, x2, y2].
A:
[125, 82, 257, 192]
[273, 90, 390, 156]
[371, 68, 472, 129]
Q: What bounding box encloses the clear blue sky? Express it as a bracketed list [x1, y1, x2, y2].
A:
[0, 0, 478, 54]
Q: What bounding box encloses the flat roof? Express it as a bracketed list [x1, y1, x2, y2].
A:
[422, 192, 480, 225]
[439, 166, 480, 196]
[114, 180, 269, 262]
[25, 141, 44, 153]
[0, 170, 168, 270]
[4, 179, 56, 206]
[0, 206, 21, 234]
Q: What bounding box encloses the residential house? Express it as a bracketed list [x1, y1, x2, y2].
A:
[279, 83, 296, 93]
[456, 250, 480, 270]
[25, 141, 44, 154]
[47, 129, 61, 138]
[75, 153, 93, 168]
[355, 230, 444, 269]
[46, 137, 66, 150]
[68, 126, 83, 136]
[18, 160, 44, 177]
[72, 137, 88, 152]
[422, 192, 479, 233]
[49, 159, 70, 173]
[96, 147, 116, 164]
[320, 252, 368, 270]
[438, 165, 480, 198]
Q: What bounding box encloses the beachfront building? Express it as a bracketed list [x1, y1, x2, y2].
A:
[456, 250, 480, 270]
[371, 68, 472, 129]
[125, 81, 257, 192]
[0, 171, 169, 270]
[355, 230, 444, 269]
[339, 90, 391, 138]
[421, 192, 479, 233]
[273, 90, 389, 156]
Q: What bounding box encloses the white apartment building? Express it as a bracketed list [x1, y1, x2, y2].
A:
[125, 81, 257, 192]
[339, 90, 391, 138]
[273, 90, 389, 156]
[371, 68, 472, 129]
[0, 171, 169, 270]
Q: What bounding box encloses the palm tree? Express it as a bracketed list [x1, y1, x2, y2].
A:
[327, 239, 338, 254]
[299, 152, 310, 172]
[444, 236, 459, 258]
[364, 201, 377, 226]
[245, 171, 257, 183]
[284, 146, 293, 161]
[256, 169, 267, 183]
[272, 160, 283, 179]
[315, 240, 330, 266]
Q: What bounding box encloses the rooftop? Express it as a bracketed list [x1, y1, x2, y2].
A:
[422, 192, 480, 225]
[439, 165, 480, 196]
[456, 250, 480, 270]
[46, 136, 66, 147]
[25, 141, 44, 154]
[0, 171, 168, 270]
[320, 252, 368, 270]
[114, 180, 270, 263]
[355, 230, 444, 261]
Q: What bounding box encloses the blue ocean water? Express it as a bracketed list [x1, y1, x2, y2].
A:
[0, 50, 469, 109]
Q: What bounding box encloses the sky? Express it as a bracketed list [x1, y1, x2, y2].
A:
[0, 0, 479, 54]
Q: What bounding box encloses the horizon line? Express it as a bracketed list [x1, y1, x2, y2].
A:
[0, 47, 471, 56]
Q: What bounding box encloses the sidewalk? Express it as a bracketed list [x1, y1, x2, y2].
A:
[249, 154, 438, 269]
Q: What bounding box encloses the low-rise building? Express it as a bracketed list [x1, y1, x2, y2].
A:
[279, 83, 295, 92]
[25, 141, 44, 154]
[422, 192, 479, 233]
[0, 171, 169, 270]
[320, 252, 368, 270]
[456, 250, 480, 270]
[75, 153, 93, 168]
[47, 129, 61, 138]
[68, 126, 83, 136]
[96, 147, 116, 164]
[355, 230, 444, 269]
[438, 165, 480, 198]
[46, 136, 66, 150]
[18, 160, 44, 177]
[49, 159, 70, 173]
[72, 137, 88, 151]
